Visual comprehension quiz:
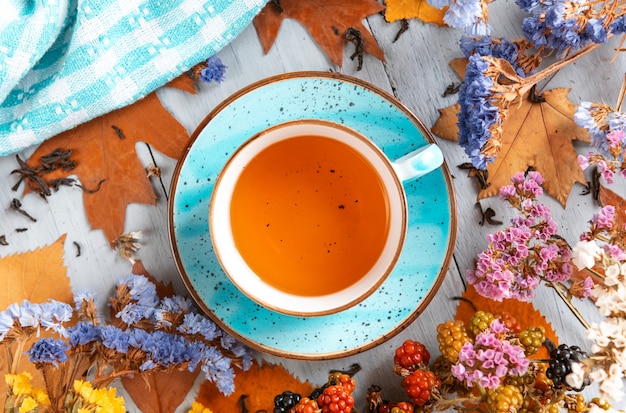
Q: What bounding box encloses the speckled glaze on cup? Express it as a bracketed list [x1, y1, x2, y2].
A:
[168, 72, 457, 360]
[209, 119, 443, 317]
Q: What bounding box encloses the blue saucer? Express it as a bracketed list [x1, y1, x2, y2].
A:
[168, 72, 457, 359]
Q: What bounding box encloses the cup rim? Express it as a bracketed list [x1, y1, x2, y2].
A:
[209, 119, 408, 317]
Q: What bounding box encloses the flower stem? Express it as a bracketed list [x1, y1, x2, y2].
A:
[616, 72, 626, 111]
[10, 338, 27, 374]
[520, 42, 602, 96]
[547, 281, 591, 329]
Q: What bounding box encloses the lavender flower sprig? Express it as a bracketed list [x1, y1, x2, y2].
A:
[451, 319, 529, 388]
[1, 274, 253, 412]
[575, 99, 626, 184]
[467, 171, 586, 301]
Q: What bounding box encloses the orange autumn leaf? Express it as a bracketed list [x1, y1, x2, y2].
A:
[599, 184, 626, 226]
[455, 285, 558, 359]
[253, 0, 385, 67]
[0, 235, 73, 403]
[119, 261, 200, 413]
[0, 234, 72, 311]
[195, 361, 314, 412]
[385, 0, 446, 25]
[434, 88, 590, 206]
[431, 104, 459, 141]
[22, 78, 192, 246]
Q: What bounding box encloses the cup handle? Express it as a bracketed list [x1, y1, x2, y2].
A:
[392, 144, 444, 182]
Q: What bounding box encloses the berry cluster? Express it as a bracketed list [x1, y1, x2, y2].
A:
[273, 371, 357, 413]
[271, 311, 610, 413]
[546, 344, 591, 391]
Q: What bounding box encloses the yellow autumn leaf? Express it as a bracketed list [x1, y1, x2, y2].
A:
[385, 0, 446, 25]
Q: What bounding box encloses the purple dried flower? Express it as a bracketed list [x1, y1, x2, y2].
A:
[200, 56, 227, 84]
[451, 321, 529, 388]
[28, 337, 69, 367]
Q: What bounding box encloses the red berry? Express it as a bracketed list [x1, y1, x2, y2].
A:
[394, 339, 431, 371]
[317, 384, 355, 413]
[402, 369, 440, 406]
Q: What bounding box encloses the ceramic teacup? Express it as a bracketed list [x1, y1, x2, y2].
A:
[209, 119, 444, 316]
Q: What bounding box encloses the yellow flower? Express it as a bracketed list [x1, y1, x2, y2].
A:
[32, 387, 50, 405]
[5, 372, 50, 409]
[18, 396, 38, 413]
[72, 380, 125, 413]
[5, 372, 33, 397]
[189, 401, 213, 413]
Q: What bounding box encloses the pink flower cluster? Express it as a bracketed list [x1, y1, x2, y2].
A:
[467, 172, 574, 301]
[450, 320, 529, 389]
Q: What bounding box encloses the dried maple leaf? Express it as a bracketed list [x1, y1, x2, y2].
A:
[384, 0, 446, 25]
[0, 235, 73, 402]
[22, 78, 192, 246]
[455, 285, 558, 359]
[253, 0, 385, 67]
[120, 261, 200, 413]
[196, 361, 314, 412]
[433, 88, 590, 206]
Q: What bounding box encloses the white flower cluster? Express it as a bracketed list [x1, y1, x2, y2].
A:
[571, 239, 626, 403]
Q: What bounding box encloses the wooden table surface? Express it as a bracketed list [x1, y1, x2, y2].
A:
[1, 2, 625, 411]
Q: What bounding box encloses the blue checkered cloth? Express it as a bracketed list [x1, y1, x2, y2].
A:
[0, 0, 268, 157]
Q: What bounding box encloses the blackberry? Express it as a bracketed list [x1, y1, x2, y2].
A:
[294, 397, 319, 413]
[497, 311, 522, 333]
[402, 369, 440, 406]
[378, 402, 415, 413]
[546, 344, 590, 390]
[486, 385, 524, 413]
[327, 372, 356, 394]
[436, 320, 472, 363]
[317, 384, 354, 413]
[468, 311, 496, 337]
[519, 326, 546, 355]
[273, 390, 301, 413]
[394, 339, 431, 371]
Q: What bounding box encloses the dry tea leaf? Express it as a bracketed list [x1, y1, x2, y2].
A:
[455, 285, 558, 359]
[253, 0, 385, 67]
[196, 361, 314, 412]
[385, 0, 446, 25]
[22, 79, 191, 246]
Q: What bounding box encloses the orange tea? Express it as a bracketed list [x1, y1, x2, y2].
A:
[230, 135, 390, 296]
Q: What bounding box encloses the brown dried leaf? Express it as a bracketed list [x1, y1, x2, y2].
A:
[450, 57, 468, 79]
[433, 88, 590, 206]
[122, 370, 199, 413]
[23, 80, 191, 246]
[253, 0, 385, 67]
[431, 104, 459, 141]
[479, 88, 590, 206]
[195, 361, 314, 412]
[384, 0, 446, 25]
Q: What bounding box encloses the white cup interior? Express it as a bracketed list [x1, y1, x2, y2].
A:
[209, 120, 407, 316]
